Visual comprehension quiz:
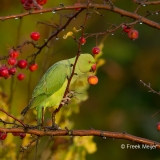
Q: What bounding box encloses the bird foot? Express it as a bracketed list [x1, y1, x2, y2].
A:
[60, 90, 76, 106]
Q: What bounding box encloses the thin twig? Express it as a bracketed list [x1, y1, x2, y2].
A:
[151, 110, 160, 117]
[140, 80, 160, 96]
[52, 11, 90, 117]
[0, 108, 26, 127]
[20, 136, 40, 159]
[0, 118, 22, 127]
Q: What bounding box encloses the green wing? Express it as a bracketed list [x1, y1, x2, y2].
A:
[33, 63, 67, 97]
[21, 62, 71, 115]
[32, 62, 70, 104]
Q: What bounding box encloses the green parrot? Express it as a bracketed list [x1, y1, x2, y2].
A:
[21, 53, 96, 128]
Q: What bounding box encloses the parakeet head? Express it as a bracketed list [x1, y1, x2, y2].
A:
[77, 54, 96, 73]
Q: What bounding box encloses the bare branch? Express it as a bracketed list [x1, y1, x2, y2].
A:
[0, 108, 26, 127]
[0, 4, 160, 29]
[140, 80, 160, 96]
[0, 127, 160, 149]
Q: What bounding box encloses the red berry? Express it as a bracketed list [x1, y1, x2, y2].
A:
[88, 76, 98, 85]
[4, 74, 11, 79]
[30, 32, 40, 41]
[128, 29, 139, 40]
[17, 73, 25, 81]
[7, 58, 17, 66]
[36, 0, 47, 5]
[17, 60, 28, 69]
[0, 132, 7, 140]
[23, 1, 33, 10]
[19, 133, 26, 139]
[9, 49, 19, 58]
[79, 37, 86, 45]
[9, 67, 17, 75]
[122, 25, 131, 33]
[92, 47, 100, 55]
[0, 67, 9, 78]
[29, 63, 38, 72]
[12, 132, 20, 136]
[27, 0, 33, 2]
[74, 3, 81, 11]
[20, 0, 26, 4]
[157, 122, 160, 131]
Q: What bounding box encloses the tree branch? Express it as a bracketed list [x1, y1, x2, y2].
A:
[0, 4, 160, 29]
[0, 127, 159, 149]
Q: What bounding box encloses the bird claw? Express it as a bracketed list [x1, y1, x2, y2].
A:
[60, 90, 76, 106]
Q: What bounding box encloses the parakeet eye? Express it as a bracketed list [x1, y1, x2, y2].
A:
[88, 61, 91, 63]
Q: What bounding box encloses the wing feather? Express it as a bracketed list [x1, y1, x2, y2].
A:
[32, 63, 69, 98]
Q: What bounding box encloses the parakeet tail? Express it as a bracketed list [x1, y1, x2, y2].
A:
[21, 98, 33, 115]
[21, 105, 30, 116]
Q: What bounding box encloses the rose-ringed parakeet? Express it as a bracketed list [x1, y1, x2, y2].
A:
[21, 53, 96, 128]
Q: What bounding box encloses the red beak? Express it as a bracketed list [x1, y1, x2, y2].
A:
[90, 64, 96, 72]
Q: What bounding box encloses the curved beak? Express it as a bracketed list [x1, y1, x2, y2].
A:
[90, 64, 96, 72]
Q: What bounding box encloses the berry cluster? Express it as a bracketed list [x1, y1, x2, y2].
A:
[0, 31, 40, 81]
[20, 0, 47, 10]
[0, 49, 38, 80]
[12, 132, 26, 139]
[122, 25, 139, 40]
[0, 132, 26, 140]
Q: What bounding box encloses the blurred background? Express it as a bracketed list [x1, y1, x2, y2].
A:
[0, 0, 160, 160]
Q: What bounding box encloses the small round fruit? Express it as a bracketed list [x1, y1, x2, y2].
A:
[17, 73, 25, 81]
[8, 57, 17, 66]
[23, 1, 33, 10]
[74, 3, 81, 11]
[9, 67, 17, 75]
[0, 67, 9, 78]
[92, 47, 100, 55]
[9, 49, 19, 58]
[20, 0, 26, 4]
[157, 122, 160, 131]
[17, 60, 28, 69]
[5, 75, 11, 79]
[29, 63, 38, 72]
[36, 0, 47, 5]
[122, 25, 131, 33]
[30, 32, 40, 41]
[20, 133, 26, 139]
[0, 132, 7, 140]
[12, 132, 20, 136]
[128, 29, 139, 40]
[79, 37, 86, 45]
[88, 76, 98, 85]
